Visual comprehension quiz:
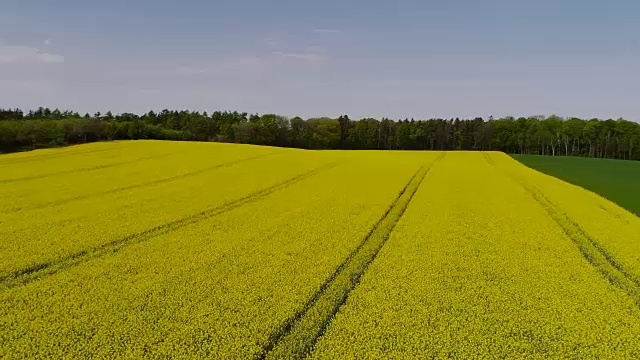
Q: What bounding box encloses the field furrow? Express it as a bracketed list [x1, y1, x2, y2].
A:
[2, 142, 640, 359]
[0, 150, 436, 359]
[0, 141, 277, 212]
[0, 162, 340, 291]
[309, 152, 640, 359]
[0, 141, 138, 165]
[2, 152, 272, 213]
[0, 152, 174, 184]
[505, 172, 640, 306]
[260, 153, 445, 360]
[0, 146, 331, 277]
[492, 153, 640, 289]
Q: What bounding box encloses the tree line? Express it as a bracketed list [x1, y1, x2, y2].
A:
[1, 107, 639, 160]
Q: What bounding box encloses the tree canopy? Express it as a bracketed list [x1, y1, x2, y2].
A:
[1, 107, 639, 160]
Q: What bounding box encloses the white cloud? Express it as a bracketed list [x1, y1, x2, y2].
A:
[272, 50, 326, 64]
[171, 42, 328, 79]
[313, 28, 339, 34]
[39, 52, 64, 63]
[175, 65, 209, 75]
[174, 56, 272, 76]
[263, 38, 281, 48]
[305, 45, 327, 53]
[0, 43, 64, 64]
[44, 39, 51, 46]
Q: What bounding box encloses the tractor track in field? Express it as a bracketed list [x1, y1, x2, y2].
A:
[0, 153, 174, 184]
[484, 153, 640, 307]
[256, 152, 446, 360]
[2, 153, 272, 214]
[0, 142, 138, 165]
[0, 162, 342, 291]
[516, 180, 640, 305]
[482, 152, 496, 166]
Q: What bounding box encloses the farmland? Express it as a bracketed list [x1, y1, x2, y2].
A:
[1, 141, 640, 358]
[513, 154, 640, 216]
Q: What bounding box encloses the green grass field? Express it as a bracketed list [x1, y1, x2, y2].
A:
[512, 155, 640, 216]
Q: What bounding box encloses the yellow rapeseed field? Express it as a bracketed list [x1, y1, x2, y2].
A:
[1, 141, 639, 358]
[310, 152, 640, 359]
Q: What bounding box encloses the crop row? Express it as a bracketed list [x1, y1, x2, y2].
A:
[261, 153, 445, 359]
[0, 140, 139, 166]
[0, 141, 280, 213]
[0, 149, 437, 358]
[0, 162, 340, 290]
[309, 152, 640, 358]
[0, 151, 176, 184]
[4, 143, 640, 358]
[0, 145, 326, 278]
[492, 153, 640, 288]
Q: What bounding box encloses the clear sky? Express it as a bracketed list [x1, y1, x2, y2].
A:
[1, 0, 639, 120]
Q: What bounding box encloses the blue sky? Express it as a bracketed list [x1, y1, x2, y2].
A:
[1, 0, 639, 120]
